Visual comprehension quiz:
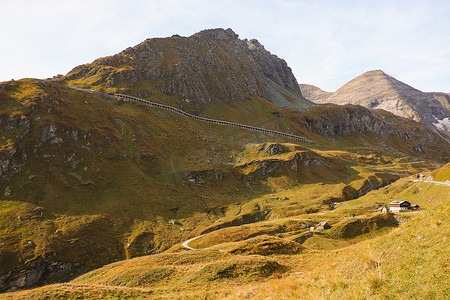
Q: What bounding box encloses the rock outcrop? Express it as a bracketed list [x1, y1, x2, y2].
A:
[64, 28, 309, 109]
[328, 213, 398, 239]
[234, 150, 343, 182]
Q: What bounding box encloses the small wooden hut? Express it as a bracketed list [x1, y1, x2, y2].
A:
[316, 221, 331, 230]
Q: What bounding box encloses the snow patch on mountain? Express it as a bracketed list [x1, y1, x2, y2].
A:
[434, 117, 450, 132]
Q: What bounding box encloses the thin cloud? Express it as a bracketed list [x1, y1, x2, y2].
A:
[0, 0, 448, 92]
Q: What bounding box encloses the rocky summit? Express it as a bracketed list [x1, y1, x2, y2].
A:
[1, 28, 449, 298]
[300, 70, 450, 139]
[64, 28, 311, 110]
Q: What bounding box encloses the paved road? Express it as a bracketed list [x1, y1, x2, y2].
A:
[115, 93, 315, 144]
[61, 83, 316, 144]
[410, 179, 450, 186]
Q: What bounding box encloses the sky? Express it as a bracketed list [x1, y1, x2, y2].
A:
[1, 0, 449, 92]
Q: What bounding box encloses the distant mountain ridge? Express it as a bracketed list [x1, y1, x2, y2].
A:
[300, 70, 450, 136]
[298, 84, 331, 103]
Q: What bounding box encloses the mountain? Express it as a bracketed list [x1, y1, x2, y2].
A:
[298, 83, 332, 103]
[299, 70, 450, 136]
[1, 29, 449, 293]
[63, 28, 313, 111]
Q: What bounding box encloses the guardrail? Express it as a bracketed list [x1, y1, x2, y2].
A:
[59, 84, 116, 99]
[56, 83, 314, 143]
[115, 93, 314, 143]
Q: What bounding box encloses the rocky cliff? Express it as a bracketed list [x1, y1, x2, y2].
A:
[63, 28, 310, 110]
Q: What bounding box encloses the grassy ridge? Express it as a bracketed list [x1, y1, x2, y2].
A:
[430, 162, 450, 181]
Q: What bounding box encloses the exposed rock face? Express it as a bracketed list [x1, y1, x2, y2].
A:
[64, 28, 305, 106]
[301, 103, 450, 156]
[261, 143, 285, 156]
[356, 174, 399, 197]
[234, 151, 337, 182]
[303, 105, 397, 137]
[245, 38, 300, 93]
[0, 256, 75, 293]
[299, 70, 450, 135]
[328, 213, 398, 239]
[0, 215, 125, 293]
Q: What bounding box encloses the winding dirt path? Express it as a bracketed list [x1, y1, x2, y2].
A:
[180, 217, 313, 250]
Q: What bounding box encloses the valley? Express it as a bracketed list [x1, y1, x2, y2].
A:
[3, 164, 449, 299]
[0, 28, 448, 299]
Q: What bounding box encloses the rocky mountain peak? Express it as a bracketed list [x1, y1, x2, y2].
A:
[246, 39, 265, 51]
[63, 28, 306, 108]
[193, 28, 239, 40]
[365, 69, 386, 75]
[298, 84, 331, 104]
[300, 70, 450, 136]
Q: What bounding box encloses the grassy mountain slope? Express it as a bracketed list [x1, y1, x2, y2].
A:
[5, 165, 448, 299]
[1, 29, 449, 293]
[430, 163, 450, 181]
[0, 78, 446, 292]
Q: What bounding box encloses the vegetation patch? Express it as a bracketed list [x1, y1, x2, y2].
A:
[430, 162, 450, 181]
[327, 213, 398, 239]
[97, 266, 176, 288]
[2, 283, 154, 299]
[193, 223, 286, 249]
[182, 256, 287, 283]
[229, 235, 304, 255]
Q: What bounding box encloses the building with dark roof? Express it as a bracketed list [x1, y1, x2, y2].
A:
[389, 200, 411, 212]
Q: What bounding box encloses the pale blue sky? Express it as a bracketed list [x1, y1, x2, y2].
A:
[1, 0, 449, 92]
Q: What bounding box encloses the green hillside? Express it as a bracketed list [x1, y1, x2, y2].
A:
[4, 166, 448, 299]
[1, 28, 449, 295]
[431, 163, 450, 181]
[0, 78, 446, 291]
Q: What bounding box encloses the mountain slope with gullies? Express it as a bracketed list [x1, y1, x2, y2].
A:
[0, 29, 450, 294]
[300, 70, 450, 137]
